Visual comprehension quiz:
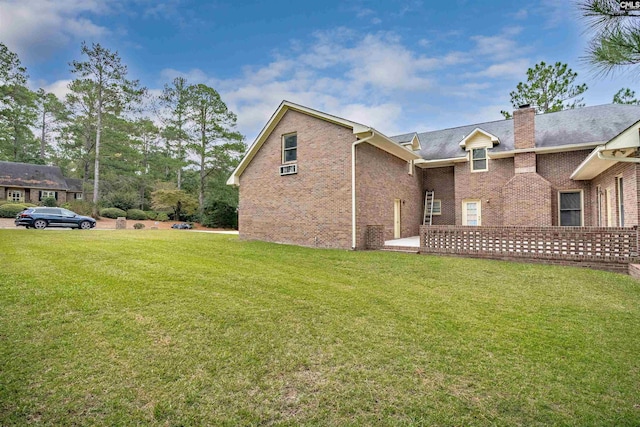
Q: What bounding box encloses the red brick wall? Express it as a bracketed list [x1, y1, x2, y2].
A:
[423, 166, 455, 225]
[502, 172, 553, 226]
[537, 150, 593, 226]
[238, 110, 354, 248]
[590, 162, 638, 227]
[514, 107, 535, 149]
[355, 143, 423, 247]
[454, 157, 514, 226]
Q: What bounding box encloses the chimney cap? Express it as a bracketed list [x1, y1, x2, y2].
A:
[518, 104, 531, 109]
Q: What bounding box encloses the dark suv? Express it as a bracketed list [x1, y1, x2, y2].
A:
[15, 207, 96, 230]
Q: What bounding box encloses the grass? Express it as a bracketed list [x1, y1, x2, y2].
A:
[0, 230, 639, 426]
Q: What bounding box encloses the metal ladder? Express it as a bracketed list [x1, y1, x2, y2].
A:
[423, 190, 435, 226]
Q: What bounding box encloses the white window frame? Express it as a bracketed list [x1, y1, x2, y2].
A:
[616, 175, 624, 227]
[282, 133, 297, 164]
[558, 190, 584, 227]
[462, 199, 481, 226]
[75, 193, 83, 200]
[7, 190, 23, 202]
[41, 190, 56, 200]
[596, 185, 602, 227]
[430, 199, 442, 216]
[470, 148, 488, 172]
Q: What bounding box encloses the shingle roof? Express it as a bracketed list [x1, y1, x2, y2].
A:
[392, 104, 640, 161]
[65, 178, 84, 192]
[0, 161, 69, 190]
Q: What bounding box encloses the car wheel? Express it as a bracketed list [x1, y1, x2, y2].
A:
[33, 219, 47, 229]
[79, 221, 92, 230]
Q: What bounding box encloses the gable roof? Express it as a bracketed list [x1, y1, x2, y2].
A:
[65, 178, 84, 192]
[397, 104, 640, 161]
[227, 101, 419, 185]
[0, 161, 69, 190]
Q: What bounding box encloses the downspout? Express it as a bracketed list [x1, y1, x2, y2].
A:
[597, 151, 640, 163]
[352, 130, 376, 249]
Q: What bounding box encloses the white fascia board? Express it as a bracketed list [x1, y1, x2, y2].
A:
[459, 128, 500, 148]
[365, 130, 421, 161]
[489, 141, 603, 159]
[570, 125, 640, 180]
[415, 156, 468, 168]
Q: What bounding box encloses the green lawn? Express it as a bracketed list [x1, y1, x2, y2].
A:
[0, 230, 639, 426]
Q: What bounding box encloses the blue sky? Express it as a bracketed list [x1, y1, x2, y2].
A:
[0, 0, 633, 142]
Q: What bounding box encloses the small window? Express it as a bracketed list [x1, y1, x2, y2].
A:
[282, 133, 297, 164]
[471, 148, 487, 171]
[559, 191, 583, 226]
[40, 190, 56, 200]
[75, 193, 83, 200]
[430, 200, 442, 216]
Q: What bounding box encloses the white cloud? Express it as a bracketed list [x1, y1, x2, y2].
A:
[471, 59, 531, 79]
[0, 0, 111, 61]
[471, 27, 525, 61]
[155, 25, 531, 141]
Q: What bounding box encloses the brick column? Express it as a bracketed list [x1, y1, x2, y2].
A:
[503, 105, 553, 226]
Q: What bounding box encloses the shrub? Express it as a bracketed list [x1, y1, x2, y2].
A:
[102, 192, 138, 211]
[0, 203, 27, 218]
[63, 200, 95, 217]
[133, 223, 145, 230]
[100, 207, 127, 219]
[202, 200, 238, 229]
[41, 196, 57, 207]
[126, 209, 147, 220]
[144, 211, 157, 220]
[155, 212, 169, 221]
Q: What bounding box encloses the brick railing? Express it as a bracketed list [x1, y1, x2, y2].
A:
[420, 225, 639, 273]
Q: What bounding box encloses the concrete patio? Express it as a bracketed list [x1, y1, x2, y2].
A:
[384, 236, 420, 248]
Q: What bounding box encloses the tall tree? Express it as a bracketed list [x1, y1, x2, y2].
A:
[0, 42, 38, 162]
[613, 87, 640, 104]
[35, 89, 67, 160]
[187, 84, 244, 216]
[501, 62, 588, 119]
[580, 0, 640, 75]
[61, 79, 98, 199]
[158, 77, 191, 189]
[69, 42, 144, 212]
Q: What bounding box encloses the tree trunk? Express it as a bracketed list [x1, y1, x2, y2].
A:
[40, 109, 46, 160]
[92, 82, 102, 216]
[199, 120, 206, 218]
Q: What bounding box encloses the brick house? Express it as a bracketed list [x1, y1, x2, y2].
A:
[228, 101, 640, 250]
[0, 161, 85, 204]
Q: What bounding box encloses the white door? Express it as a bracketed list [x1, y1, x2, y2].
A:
[462, 200, 481, 226]
[394, 199, 401, 239]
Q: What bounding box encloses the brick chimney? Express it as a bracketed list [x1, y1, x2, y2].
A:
[514, 104, 535, 150]
[513, 105, 536, 174]
[502, 104, 553, 226]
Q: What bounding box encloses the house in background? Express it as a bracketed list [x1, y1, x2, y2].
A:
[0, 161, 85, 204]
[228, 101, 640, 251]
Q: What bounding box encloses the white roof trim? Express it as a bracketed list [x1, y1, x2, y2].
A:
[489, 141, 603, 159]
[415, 155, 468, 168]
[571, 120, 640, 180]
[458, 128, 500, 148]
[227, 101, 418, 185]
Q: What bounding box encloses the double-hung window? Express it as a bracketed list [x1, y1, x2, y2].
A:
[282, 133, 297, 163]
[471, 148, 487, 171]
[559, 191, 583, 226]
